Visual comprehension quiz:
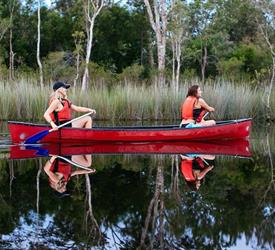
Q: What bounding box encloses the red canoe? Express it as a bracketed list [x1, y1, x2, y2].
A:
[8, 118, 251, 144]
[9, 139, 251, 159]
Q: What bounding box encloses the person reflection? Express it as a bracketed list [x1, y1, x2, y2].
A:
[44, 154, 95, 197]
[180, 154, 215, 190]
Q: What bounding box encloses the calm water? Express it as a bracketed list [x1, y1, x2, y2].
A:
[0, 121, 274, 250]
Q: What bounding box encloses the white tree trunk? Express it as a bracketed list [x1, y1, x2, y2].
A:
[81, 0, 104, 91]
[144, 0, 167, 87]
[37, 0, 43, 87]
[9, 1, 15, 81]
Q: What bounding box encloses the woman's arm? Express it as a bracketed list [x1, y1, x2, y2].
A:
[44, 100, 59, 129]
[197, 165, 214, 180]
[199, 98, 215, 112]
[44, 156, 60, 183]
[71, 104, 96, 114]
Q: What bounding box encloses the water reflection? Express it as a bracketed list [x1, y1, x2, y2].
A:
[180, 154, 215, 190]
[43, 155, 95, 197]
[0, 136, 274, 249]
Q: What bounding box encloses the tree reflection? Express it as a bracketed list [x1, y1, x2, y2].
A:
[0, 136, 274, 249]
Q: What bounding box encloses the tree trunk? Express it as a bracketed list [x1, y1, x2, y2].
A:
[175, 41, 182, 93]
[144, 0, 167, 87]
[148, 32, 155, 68]
[266, 57, 275, 120]
[201, 45, 207, 84]
[81, 0, 104, 91]
[74, 51, 80, 88]
[37, 0, 43, 87]
[9, 28, 15, 81]
[9, 2, 15, 81]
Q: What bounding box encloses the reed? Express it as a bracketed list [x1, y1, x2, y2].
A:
[0, 78, 273, 122]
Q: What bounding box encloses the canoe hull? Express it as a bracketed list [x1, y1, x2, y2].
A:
[8, 119, 252, 144]
[9, 140, 251, 159]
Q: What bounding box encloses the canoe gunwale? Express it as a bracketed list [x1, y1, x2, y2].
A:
[8, 118, 252, 131]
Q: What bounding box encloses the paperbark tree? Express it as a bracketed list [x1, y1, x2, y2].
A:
[168, 0, 189, 92]
[37, 0, 43, 87]
[9, 0, 16, 81]
[0, 9, 10, 79]
[81, 0, 105, 91]
[73, 31, 85, 87]
[254, 0, 275, 120]
[143, 0, 168, 87]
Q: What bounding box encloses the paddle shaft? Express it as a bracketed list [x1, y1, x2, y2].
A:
[56, 155, 93, 171]
[202, 112, 209, 120]
[49, 111, 93, 132]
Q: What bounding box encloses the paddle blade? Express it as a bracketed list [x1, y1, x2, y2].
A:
[24, 130, 50, 144]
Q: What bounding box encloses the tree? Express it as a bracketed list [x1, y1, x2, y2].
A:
[168, 0, 189, 92]
[254, 0, 275, 121]
[143, 0, 168, 86]
[81, 0, 105, 91]
[72, 31, 85, 87]
[37, 0, 43, 86]
[188, 0, 217, 84]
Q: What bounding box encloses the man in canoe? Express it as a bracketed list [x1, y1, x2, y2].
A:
[180, 154, 215, 190]
[44, 81, 96, 130]
[180, 85, 216, 127]
[44, 154, 95, 197]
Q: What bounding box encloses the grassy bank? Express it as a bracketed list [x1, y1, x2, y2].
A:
[0, 78, 274, 122]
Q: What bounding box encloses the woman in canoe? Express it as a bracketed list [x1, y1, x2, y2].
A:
[180, 154, 215, 190]
[44, 154, 95, 197]
[180, 85, 216, 127]
[44, 81, 96, 130]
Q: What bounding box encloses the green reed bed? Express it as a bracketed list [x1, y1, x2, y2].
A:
[0, 79, 273, 122]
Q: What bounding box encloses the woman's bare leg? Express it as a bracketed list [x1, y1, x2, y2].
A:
[72, 155, 92, 167]
[198, 120, 216, 127]
[72, 116, 92, 128]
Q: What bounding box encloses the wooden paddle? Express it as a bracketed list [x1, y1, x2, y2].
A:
[24, 111, 93, 144]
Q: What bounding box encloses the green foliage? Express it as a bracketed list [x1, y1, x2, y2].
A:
[43, 51, 75, 82]
[0, 0, 273, 84]
[217, 57, 244, 78]
[118, 63, 144, 82]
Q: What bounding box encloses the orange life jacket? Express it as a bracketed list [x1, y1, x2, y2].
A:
[181, 96, 206, 122]
[181, 96, 197, 120]
[49, 98, 72, 123]
[50, 160, 72, 182]
[180, 159, 195, 181]
[180, 158, 205, 182]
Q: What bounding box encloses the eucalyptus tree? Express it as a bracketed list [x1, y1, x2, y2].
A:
[81, 0, 105, 91]
[167, 0, 190, 92]
[37, 0, 44, 86]
[254, 0, 275, 121]
[0, 2, 9, 78]
[8, 0, 20, 80]
[72, 31, 85, 87]
[187, 0, 217, 84]
[143, 0, 168, 87]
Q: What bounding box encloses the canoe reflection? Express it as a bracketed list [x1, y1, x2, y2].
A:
[44, 154, 95, 197]
[180, 154, 215, 190]
[9, 139, 251, 159]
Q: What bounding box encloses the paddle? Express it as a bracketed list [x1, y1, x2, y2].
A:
[25, 145, 94, 171]
[52, 155, 94, 171]
[24, 112, 93, 144]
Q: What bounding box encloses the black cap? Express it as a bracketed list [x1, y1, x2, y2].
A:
[53, 81, 70, 91]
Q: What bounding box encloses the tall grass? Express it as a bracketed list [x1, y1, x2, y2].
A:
[0, 78, 273, 122]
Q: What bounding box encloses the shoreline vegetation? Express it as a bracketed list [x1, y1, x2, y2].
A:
[0, 78, 274, 122]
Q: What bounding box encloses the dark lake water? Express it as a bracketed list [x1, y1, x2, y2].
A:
[0, 121, 274, 250]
